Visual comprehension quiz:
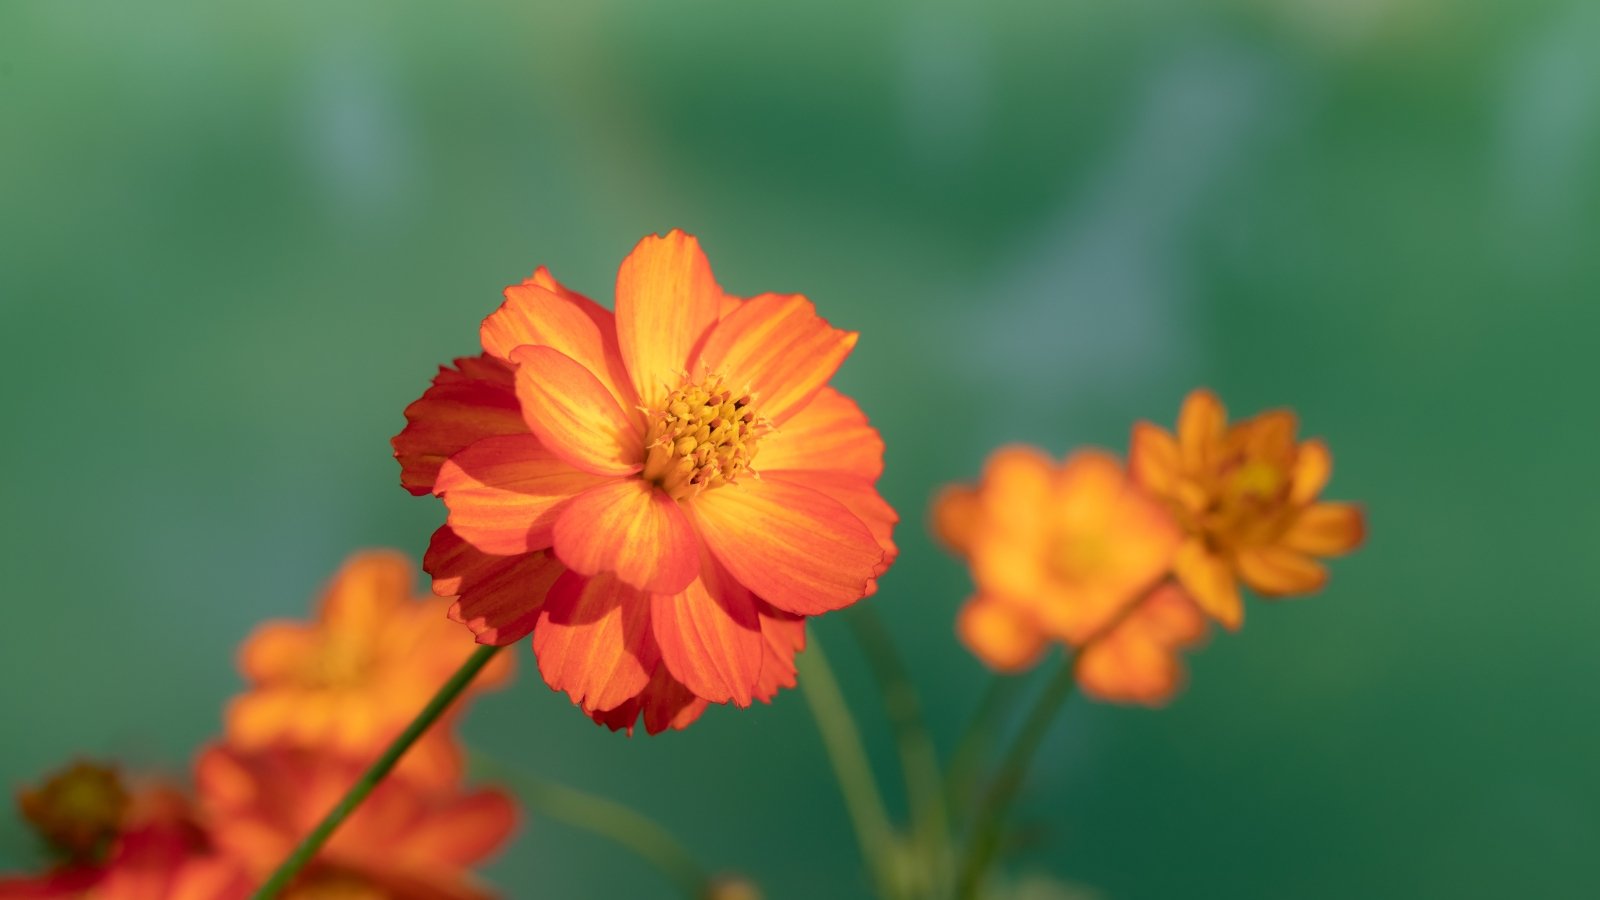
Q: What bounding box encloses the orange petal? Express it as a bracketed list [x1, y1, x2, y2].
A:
[755, 386, 883, 480]
[651, 556, 762, 706]
[427, 526, 565, 646]
[392, 788, 517, 868]
[754, 602, 807, 702]
[1177, 388, 1227, 471]
[614, 231, 722, 409]
[510, 345, 644, 477]
[1074, 583, 1206, 706]
[1282, 501, 1365, 557]
[436, 434, 610, 555]
[687, 477, 882, 616]
[929, 484, 982, 557]
[957, 597, 1048, 673]
[590, 665, 708, 736]
[1173, 539, 1243, 629]
[1290, 438, 1333, 504]
[319, 550, 413, 633]
[764, 471, 898, 588]
[1236, 545, 1327, 596]
[482, 271, 639, 414]
[236, 622, 317, 682]
[1129, 420, 1181, 496]
[393, 354, 525, 496]
[695, 293, 858, 425]
[552, 479, 700, 595]
[534, 571, 658, 712]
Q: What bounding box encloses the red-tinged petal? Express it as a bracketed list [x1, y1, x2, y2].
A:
[1236, 545, 1328, 596]
[510, 345, 644, 476]
[614, 231, 722, 408]
[755, 387, 883, 480]
[1129, 421, 1181, 495]
[552, 479, 700, 595]
[957, 597, 1048, 673]
[482, 272, 639, 414]
[588, 665, 707, 735]
[1290, 438, 1334, 505]
[534, 571, 658, 712]
[1173, 538, 1243, 630]
[651, 557, 762, 706]
[1282, 502, 1365, 557]
[755, 602, 806, 702]
[1177, 389, 1227, 471]
[687, 477, 882, 615]
[436, 434, 610, 555]
[393, 355, 525, 495]
[695, 293, 858, 425]
[319, 550, 413, 633]
[764, 471, 898, 588]
[392, 789, 517, 868]
[426, 527, 564, 646]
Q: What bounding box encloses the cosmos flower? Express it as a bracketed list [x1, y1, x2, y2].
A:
[0, 765, 248, 900]
[393, 231, 895, 732]
[195, 744, 515, 900]
[225, 550, 511, 782]
[1130, 389, 1366, 629]
[933, 447, 1206, 705]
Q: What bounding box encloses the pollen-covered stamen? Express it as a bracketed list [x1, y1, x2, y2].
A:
[642, 373, 768, 501]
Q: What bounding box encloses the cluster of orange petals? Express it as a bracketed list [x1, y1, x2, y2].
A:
[393, 230, 896, 733]
[936, 389, 1364, 705]
[2, 552, 517, 899]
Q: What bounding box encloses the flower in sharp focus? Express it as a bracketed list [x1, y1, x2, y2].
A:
[393, 230, 895, 733]
[225, 550, 511, 783]
[933, 447, 1206, 705]
[195, 744, 516, 900]
[1130, 388, 1366, 629]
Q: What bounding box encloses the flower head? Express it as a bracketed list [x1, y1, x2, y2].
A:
[1130, 389, 1366, 629]
[195, 744, 515, 899]
[17, 762, 129, 864]
[934, 448, 1205, 705]
[226, 550, 511, 779]
[394, 231, 895, 732]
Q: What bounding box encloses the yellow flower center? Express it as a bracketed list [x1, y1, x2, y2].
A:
[1051, 533, 1111, 582]
[641, 373, 767, 501]
[303, 635, 373, 689]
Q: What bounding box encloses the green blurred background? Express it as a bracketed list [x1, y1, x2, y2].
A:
[3, 1, 1596, 897]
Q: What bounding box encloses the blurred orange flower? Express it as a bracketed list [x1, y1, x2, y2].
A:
[1131, 389, 1366, 629]
[934, 448, 1205, 705]
[394, 230, 894, 732]
[195, 744, 515, 900]
[226, 550, 511, 779]
[1, 767, 248, 900]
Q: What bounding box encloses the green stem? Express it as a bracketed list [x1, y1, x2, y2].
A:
[796, 629, 901, 900]
[943, 675, 1026, 820]
[472, 754, 710, 898]
[955, 655, 1077, 900]
[847, 607, 953, 892]
[251, 644, 505, 899]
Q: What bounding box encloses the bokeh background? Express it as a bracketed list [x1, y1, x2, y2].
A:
[3, 1, 1596, 897]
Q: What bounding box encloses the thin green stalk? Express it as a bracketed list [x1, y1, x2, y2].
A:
[472, 754, 710, 898]
[955, 656, 1077, 900]
[847, 607, 953, 893]
[796, 630, 902, 900]
[251, 644, 505, 899]
[943, 675, 1026, 820]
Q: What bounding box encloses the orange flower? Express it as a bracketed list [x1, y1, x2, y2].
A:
[1, 767, 248, 900]
[393, 231, 895, 732]
[1130, 389, 1366, 629]
[934, 448, 1205, 705]
[226, 550, 511, 781]
[195, 744, 515, 900]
